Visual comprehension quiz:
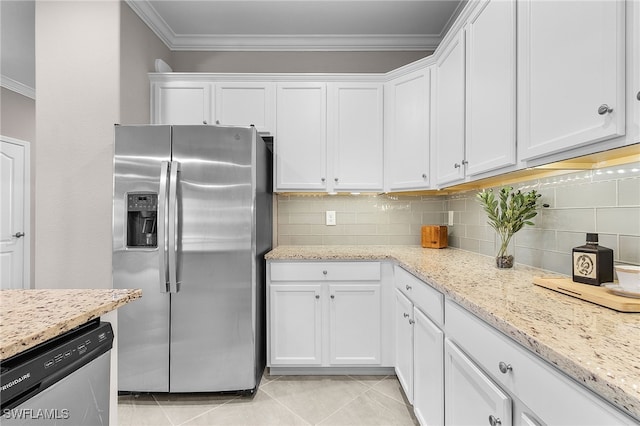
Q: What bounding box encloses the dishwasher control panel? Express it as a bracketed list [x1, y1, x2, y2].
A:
[0, 320, 113, 410]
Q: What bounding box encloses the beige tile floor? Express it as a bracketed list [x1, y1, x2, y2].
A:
[118, 373, 418, 426]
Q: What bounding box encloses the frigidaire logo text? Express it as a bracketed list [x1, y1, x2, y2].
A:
[1, 373, 31, 391]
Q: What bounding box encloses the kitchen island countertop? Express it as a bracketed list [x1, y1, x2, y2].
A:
[0, 288, 142, 360]
[266, 245, 640, 421]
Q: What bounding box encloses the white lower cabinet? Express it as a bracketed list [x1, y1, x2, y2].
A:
[413, 307, 444, 426]
[267, 261, 388, 369]
[394, 290, 414, 401]
[445, 338, 512, 426]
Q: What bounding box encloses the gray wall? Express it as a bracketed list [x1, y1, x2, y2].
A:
[171, 51, 432, 73]
[277, 161, 640, 275]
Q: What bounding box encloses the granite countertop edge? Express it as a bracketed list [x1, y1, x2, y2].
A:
[265, 245, 640, 421]
[0, 288, 142, 361]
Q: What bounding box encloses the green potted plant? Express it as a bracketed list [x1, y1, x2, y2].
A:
[477, 186, 542, 268]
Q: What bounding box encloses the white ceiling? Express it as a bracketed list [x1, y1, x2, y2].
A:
[127, 0, 465, 51]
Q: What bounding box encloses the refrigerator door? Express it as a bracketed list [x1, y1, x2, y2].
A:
[169, 125, 257, 392]
[113, 125, 171, 392]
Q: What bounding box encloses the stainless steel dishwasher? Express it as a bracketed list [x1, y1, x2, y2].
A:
[1, 319, 113, 425]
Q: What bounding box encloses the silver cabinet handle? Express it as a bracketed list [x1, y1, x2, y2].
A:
[489, 415, 502, 426]
[598, 104, 613, 115]
[462, 160, 468, 165]
[498, 361, 512, 374]
[12, 232, 25, 238]
[454, 163, 461, 168]
[408, 319, 415, 325]
[403, 313, 410, 318]
[158, 161, 170, 293]
[406, 285, 412, 291]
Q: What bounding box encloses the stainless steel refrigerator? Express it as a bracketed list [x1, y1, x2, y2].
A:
[112, 125, 272, 393]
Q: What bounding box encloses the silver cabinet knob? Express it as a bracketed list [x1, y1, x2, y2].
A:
[203, 120, 208, 124]
[334, 177, 339, 182]
[406, 285, 412, 291]
[330, 294, 335, 299]
[408, 319, 415, 325]
[322, 270, 328, 275]
[489, 415, 502, 426]
[321, 177, 326, 183]
[403, 313, 410, 318]
[422, 173, 427, 179]
[498, 361, 512, 374]
[215, 120, 220, 124]
[315, 294, 320, 299]
[454, 163, 461, 168]
[462, 160, 468, 165]
[637, 91, 640, 101]
[597, 104, 613, 115]
[13, 232, 25, 238]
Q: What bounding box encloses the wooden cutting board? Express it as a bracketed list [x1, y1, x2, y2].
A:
[533, 276, 640, 312]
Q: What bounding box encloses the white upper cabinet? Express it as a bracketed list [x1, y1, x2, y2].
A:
[434, 32, 466, 186]
[385, 68, 431, 191]
[328, 83, 384, 192]
[465, 0, 516, 176]
[152, 81, 213, 125]
[275, 82, 327, 191]
[517, 0, 626, 160]
[214, 82, 275, 134]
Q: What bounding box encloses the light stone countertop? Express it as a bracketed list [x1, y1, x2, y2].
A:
[0, 288, 142, 360]
[266, 245, 640, 421]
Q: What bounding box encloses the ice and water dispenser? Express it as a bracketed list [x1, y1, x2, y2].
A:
[126, 193, 157, 248]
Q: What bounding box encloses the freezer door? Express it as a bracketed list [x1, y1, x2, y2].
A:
[113, 125, 171, 392]
[169, 125, 256, 392]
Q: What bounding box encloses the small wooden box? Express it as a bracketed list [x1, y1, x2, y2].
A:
[421, 225, 448, 249]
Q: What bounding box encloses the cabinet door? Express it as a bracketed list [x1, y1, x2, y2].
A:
[394, 289, 414, 403]
[329, 283, 381, 365]
[518, 0, 625, 160]
[214, 83, 275, 134]
[328, 83, 384, 192]
[413, 307, 444, 426]
[465, 0, 516, 176]
[385, 68, 431, 191]
[276, 83, 327, 191]
[152, 82, 212, 125]
[445, 339, 512, 426]
[434, 32, 466, 186]
[269, 284, 322, 365]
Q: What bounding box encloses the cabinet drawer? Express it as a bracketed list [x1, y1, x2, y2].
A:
[395, 266, 443, 326]
[445, 299, 632, 425]
[270, 262, 381, 282]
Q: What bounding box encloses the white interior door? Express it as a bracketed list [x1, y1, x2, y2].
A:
[1, 136, 30, 289]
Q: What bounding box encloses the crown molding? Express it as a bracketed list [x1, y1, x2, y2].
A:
[1, 75, 35, 99]
[126, 0, 444, 51]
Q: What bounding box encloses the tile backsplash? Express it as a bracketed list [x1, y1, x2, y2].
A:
[276, 161, 640, 275]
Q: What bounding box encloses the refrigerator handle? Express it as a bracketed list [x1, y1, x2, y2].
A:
[158, 161, 170, 293]
[168, 160, 180, 293]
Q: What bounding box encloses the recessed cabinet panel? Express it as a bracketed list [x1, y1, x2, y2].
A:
[445, 339, 512, 426]
[465, 0, 516, 175]
[269, 284, 322, 365]
[276, 83, 327, 191]
[329, 284, 381, 364]
[329, 84, 384, 192]
[385, 68, 431, 191]
[413, 307, 444, 426]
[434, 33, 466, 186]
[518, 0, 625, 160]
[153, 83, 212, 125]
[214, 83, 275, 134]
